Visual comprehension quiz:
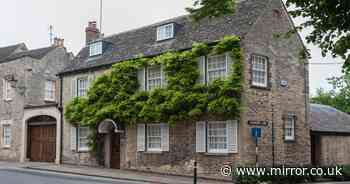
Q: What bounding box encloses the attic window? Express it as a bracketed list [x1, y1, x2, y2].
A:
[157, 23, 174, 41]
[89, 41, 103, 57]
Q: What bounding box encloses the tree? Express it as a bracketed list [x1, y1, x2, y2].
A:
[285, 0, 350, 71]
[187, 0, 236, 22]
[311, 75, 350, 113]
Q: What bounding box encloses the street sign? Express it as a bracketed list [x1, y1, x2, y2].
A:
[251, 127, 262, 138]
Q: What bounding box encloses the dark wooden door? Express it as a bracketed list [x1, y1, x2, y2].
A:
[29, 125, 56, 162]
[110, 133, 120, 169]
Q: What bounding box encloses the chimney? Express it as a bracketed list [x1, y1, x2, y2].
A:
[85, 21, 100, 45]
[53, 37, 65, 48]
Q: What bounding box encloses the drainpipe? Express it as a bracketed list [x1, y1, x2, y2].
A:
[59, 75, 64, 164]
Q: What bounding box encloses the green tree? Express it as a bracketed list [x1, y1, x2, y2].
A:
[311, 75, 350, 113]
[285, 0, 350, 71]
[187, 0, 236, 22]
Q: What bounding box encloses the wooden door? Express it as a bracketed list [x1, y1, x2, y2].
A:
[110, 133, 120, 169]
[29, 125, 56, 162]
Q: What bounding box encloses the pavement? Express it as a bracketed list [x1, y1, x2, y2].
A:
[0, 161, 232, 184]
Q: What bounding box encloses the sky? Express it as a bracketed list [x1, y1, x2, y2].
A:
[0, 0, 343, 96]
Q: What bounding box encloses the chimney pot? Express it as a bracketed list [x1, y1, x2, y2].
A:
[86, 21, 100, 45]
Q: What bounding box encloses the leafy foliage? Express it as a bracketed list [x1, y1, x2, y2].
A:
[311, 74, 350, 114]
[286, 0, 350, 72]
[65, 36, 244, 130]
[186, 0, 236, 22]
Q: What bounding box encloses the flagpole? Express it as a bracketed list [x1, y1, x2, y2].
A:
[99, 0, 103, 34]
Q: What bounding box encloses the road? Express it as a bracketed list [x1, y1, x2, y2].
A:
[0, 169, 149, 184]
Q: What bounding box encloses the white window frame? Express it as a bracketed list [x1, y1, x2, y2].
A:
[78, 127, 90, 152]
[77, 77, 88, 97]
[44, 80, 56, 101]
[156, 23, 174, 41]
[251, 55, 268, 88]
[285, 114, 296, 141]
[146, 124, 162, 152]
[3, 79, 13, 101]
[1, 120, 12, 148]
[206, 54, 228, 83]
[207, 121, 228, 154]
[89, 41, 103, 57]
[147, 65, 163, 91]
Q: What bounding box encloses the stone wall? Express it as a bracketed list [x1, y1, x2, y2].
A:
[124, 122, 240, 177]
[0, 47, 70, 161]
[320, 135, 350, 166]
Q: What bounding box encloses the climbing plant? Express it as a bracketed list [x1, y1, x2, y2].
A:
[65, 36, 244, 148]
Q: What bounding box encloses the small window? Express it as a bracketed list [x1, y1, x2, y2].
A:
[157, 23, 174, 41]
[251, 55, 268, 87]
[78, 127, 90, 151]
[45, 80, 56, 101]
[207, 54, 228, 83]
[207, 121, 228, 153]
[77, 77, 88, 97]
[147, 124, 162, 152]
[3, 79, 13, 101]
[285, 114, 296, 141]
[89, 41, 103, 57]
[2, 124, 12, 147]
[147, 65, 162, 91]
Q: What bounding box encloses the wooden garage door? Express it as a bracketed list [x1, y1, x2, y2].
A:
[29, 125, 56, 162]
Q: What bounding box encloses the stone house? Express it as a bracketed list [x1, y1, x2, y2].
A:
[59, 0, 310, 177]
[0, 39, 71, 163]
[310, 104, 350, 166]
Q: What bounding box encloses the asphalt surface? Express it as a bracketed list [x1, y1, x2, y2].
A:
[0, 169, 149, 184]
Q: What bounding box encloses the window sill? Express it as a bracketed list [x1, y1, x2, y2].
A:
[4, 99, 13, 102]
[2, 146, 11, 149]
[250, 85, 271, 91]
[204, 152, 231, 156]
[44, 99, 56, 103]
[144, 150, 163, 154]
[284, 139, 296, 143]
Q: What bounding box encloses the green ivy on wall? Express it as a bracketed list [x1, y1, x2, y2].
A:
[65, 36, 244, 148]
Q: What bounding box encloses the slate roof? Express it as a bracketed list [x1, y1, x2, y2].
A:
[0, 43, 26, 61]
[60, 0, 270, 75]
[310, 104, 350, 134]
[0, 46, 56, 63]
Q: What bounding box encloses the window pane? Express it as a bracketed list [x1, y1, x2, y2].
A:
[208, 122, 227, 152]
[77, 78, 88, 97]
[207, 54, 227, 83]
[3, 125, 11, 146]
[147, 124, 162, 151]
[157, 24, 174, 41]
[251, 55, 268, 87]
[147, 65, 162, 90]
[78, 127, 89, 150]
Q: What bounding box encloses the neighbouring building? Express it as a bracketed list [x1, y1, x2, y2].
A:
[59, 0, 310, 177]
[310, 104, 350, 166]
[0, 39, 72, 163]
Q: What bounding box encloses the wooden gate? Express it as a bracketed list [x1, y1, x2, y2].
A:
[28, 125, 56, 162]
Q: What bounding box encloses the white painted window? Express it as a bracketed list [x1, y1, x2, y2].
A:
[196, 120, 238, 154]
[3, 79, 13, 101]
[157, 23, 174, 41]
[137, 123, 169, 152]
[147, 65, 162, 91]
[207, 121, 228, 153]
[207, 54, 228, 83]
[147, 124, 162, 152]
[1, 120, 12, 148]
[78, 127, 90, 151]
[45, 80, 56, 101]
[77, 77, 88, 97]
[285, 114, 296, 141]
[89, 41, 103, 57]
[251, 55, 268, 87]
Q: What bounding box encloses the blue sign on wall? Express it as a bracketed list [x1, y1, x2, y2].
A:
[251, 127, 262, 138]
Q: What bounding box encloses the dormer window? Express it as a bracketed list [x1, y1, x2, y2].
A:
[157, 23, 174, 41]
[89, 41, 103, 57]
